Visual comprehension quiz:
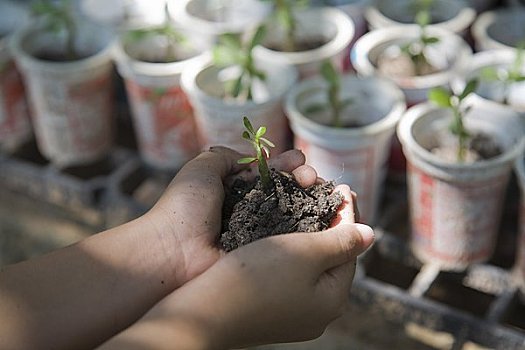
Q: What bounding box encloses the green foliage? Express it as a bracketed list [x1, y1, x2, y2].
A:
[304, 60, 353, 128]
[400, 2, 440, 76]
[213, 25, 267, 102]
[125, 23, 186, 63]
[238, 116, 275, 190]
[31, 0, 78, 60]
[428, 78, 479, 163]
[479, 43, 525, 104]
[259, 0, 309, 52]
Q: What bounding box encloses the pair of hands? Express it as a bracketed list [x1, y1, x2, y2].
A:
[107, 147, 375, 349]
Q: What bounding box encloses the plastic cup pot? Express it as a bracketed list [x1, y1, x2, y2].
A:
[9, 21, 115, 167]
[397, 99, 525, 270]
[285, 75, 406, 224]
[181, 54, 298, 155]
[0, 1, 31, 153]
[254, 7, 355, 79]
[113, 29, 204, 170]
[472, 8, 525, 52]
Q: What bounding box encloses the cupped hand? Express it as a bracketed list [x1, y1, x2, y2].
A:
[144, 146, 319, 289]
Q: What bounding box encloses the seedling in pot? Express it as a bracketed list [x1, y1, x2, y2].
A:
[400, 6, 440, 76]
[259, 0, 309, 52]
[304, 60, 354, 128]
[124, 6, 187, 63]
[212, 25, 267, 102]
[31, 0, 78, 60]
[479, 43, 525, 105]
[238, 116, 275, 191]
[428, 78, 478, 163]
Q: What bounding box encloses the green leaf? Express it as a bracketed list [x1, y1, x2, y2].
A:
[249, 25, 267, 51]
[260, 137, 275, 148]
[320, 60, 338, 85]
[242, 131, 252, 140]
[428, 87, 452, 107]
[422, 36, 439, 44]
[212, 46, 243, 67]
[479, 67, 500, 81]
[238, 157, 257, 164]
[218, 33, 242, 50]
[458, 78, 478, 101]
[415, 10, 430, 27]
[255, 126, 267, 138]
[243, 116, 255, 134]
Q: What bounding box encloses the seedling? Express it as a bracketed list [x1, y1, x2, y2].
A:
[238, 116, 275, 191]
[212, 25, 267, 102]
[304, 60, 353, 128]
[400, 5, 440, 76]
[125, 7, 187, 63]
[259, 0, 309, 52]
[31, 0, 78, 60]
[428, 78, 479, 163]
[479, 43, 525, 105]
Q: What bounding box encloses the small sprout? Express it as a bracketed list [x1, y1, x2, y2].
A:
[238, 116, 275, 191]
[304, 60, 353, 128]
[32, 0, 78, 60]
[125, 6, 187, 63]
[428, 78, 479, 163]
[479, 42, 525, 105]
[400, 1, 440, 76]
[259, 0, 309, 52]
[213, 25, 267, 102]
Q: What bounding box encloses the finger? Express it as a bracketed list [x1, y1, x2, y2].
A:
[267, 149, 306, 173]
[351, 191, 361, 223]
[317, 260, 356, 311]
[330, 185, 356, 227]
[174, 146, 246, 184]
[313, 223, 374, 271]
[291, 165, 318, 188]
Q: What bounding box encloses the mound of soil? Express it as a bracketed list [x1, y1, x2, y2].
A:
[220, 170, 344, 252]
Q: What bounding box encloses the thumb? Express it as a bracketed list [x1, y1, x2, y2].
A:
[313, 223, 375, 271]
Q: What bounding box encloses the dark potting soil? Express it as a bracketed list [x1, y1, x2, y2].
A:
[35, 51, 89, 62]
[265, 38, 328, 53]
[377, 51, 439, 78]
[431, 133, 503, 163]
[220, 170, 344, 252]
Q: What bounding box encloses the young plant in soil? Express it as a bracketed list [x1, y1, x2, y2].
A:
[400, 7, 440, 76]
[219, 116, 344, 252]
[31, 0, 79, 61]
[304, 60, 354, 128]
[212, 25, 267, 102]
[124, 7, 187, 63]
[259, 0, 310, 52]
[237, 117, 275, 191]
[428, 79, 479, 163]
[479, 43, 525, 105]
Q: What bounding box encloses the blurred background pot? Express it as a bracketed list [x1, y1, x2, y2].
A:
[168, 0, 270, 50]
[10, 20, 115, 166]
[365, 0, 476, 37]
[515, 154, 525, 295]
[254, 7, 354, 79]
[113, 26, 204, 170]
[472, 8, 525, 51]
[397, 99, 525, 270]
[285, 75, 405, 224]
[0, 1, 31, 153]
[181, 54, 298, 154]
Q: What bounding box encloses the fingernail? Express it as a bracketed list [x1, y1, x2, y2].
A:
[355, 224, 375, 248]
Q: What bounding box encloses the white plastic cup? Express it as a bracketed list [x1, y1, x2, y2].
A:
[181, 54, 298, 155]
[398, 100, 525, 270]
[113, 32, 204, 170]
[285, 75, 406, 224]
[365, 0, 476, 37]
[168, 0, 270, 50]
[472, 8, 525, 51]
[10, 22, 115, 166]
[0, 2, 31, 153]
[352, 25, 472, 107]
[254, 7, 355, 79]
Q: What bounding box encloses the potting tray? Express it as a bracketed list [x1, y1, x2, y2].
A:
[0, 136, 524, 349]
